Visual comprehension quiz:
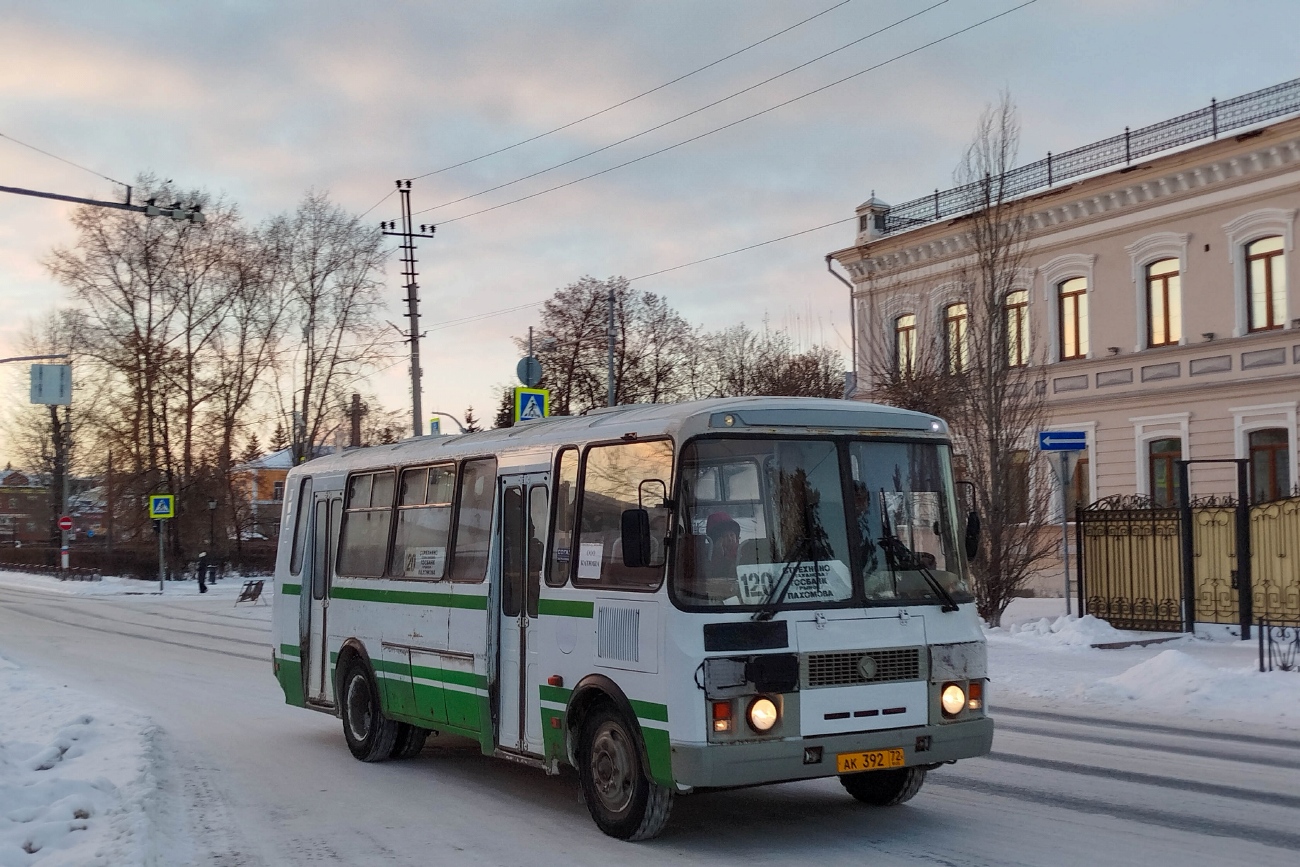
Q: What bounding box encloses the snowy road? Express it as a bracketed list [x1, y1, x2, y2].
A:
[2, 582, 1298, 866]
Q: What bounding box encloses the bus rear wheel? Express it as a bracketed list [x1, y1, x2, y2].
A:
[339, 657, 400, 762]
[839, 767, 926, 806]
[390, 723, 431, 759]
[578, 706, 673, 841]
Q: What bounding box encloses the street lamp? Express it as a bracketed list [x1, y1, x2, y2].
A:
[207, 498, 217, 547]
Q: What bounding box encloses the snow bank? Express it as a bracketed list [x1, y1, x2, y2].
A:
[1085, 649, 1300, 728]
[993, 613, 1136, 648]
[0, 653, 158, 866]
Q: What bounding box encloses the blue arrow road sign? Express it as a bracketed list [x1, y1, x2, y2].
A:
[1039, 430, 1087, 451]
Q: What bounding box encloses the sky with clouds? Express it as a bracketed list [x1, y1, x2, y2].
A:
[2, 0, 1298, 461]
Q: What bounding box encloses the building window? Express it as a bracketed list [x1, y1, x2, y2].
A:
[272, 481, 285, 502]
[1058, 278, 1088, 360]
[1004, 290, 1029, 367]
[1148, 438, 1182, 507]
[1246, 236, 1286, 333]
[894, 314, 917, 376]
[944, 302, 969, 374]
[1249, 428, 1290, 503]
[1146, 259, 1182, 347]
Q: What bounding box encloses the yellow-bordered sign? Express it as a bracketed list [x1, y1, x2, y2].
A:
[513, 387, 549, 423]
[148, 494, 175, 519]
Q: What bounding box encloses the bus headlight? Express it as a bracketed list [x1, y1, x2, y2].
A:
[747, 696, 779, 732]
[941, 683, 966, 718]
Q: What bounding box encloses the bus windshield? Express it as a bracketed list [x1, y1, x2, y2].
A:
[673, 437, 972, 611]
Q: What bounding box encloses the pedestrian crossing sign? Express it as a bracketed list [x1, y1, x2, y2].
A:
[148, 494, 175, 519]
[513, 387, 549, 423]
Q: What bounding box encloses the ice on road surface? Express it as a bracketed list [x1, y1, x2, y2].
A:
[2, 573, 1298, 866]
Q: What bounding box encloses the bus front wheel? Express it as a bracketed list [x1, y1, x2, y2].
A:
[578, 705, 673, 841]
[339, 657, 400, 762]
[839, 767, 926, 806]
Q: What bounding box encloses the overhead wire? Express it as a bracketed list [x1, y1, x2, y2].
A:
[417, 0, 948, 215]
[419, 0, 1038, 224]
[0, 130, 130, 189]
[407, 0, 859, 183]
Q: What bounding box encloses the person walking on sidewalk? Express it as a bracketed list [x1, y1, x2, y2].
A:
[196, 551, 209, 594]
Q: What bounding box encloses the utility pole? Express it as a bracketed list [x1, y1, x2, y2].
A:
[607, 288, 616, 407]
[380, 181, 435, 438]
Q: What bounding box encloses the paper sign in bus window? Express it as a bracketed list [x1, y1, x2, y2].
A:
[735, 560, 852, 605]
[403, 546, 446, 579]
[576, 542, 604, 580]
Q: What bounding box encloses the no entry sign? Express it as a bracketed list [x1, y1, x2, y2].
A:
[58, 515, 73, 531]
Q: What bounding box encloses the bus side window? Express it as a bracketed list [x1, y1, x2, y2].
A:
[573, 439, 672, 591]
[289, 477, 312, 576]
[546, 447, 579, 587]
[337, 470, 394, 578]
[448, 458, 497, 582]
[388, 464, 456, 579]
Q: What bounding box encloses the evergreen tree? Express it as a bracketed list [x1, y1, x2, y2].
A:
[239, 433, 262, 465]
[269, 422, 289, 453]
[463, 406, 482, 432]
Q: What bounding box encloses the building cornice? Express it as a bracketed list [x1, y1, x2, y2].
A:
[837, 125, 1300, 282]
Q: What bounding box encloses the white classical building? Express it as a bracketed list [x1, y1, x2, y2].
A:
[830, 85, 1299, 541]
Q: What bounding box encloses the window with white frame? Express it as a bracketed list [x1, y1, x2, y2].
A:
[1246, 236, 1286, 333]
[1148, 438, 1182, 507]
[943, 302, 969, 374]
[894, 313, 917, 376]
[1248, 429, 1290, 503]
[1005, 290, 1029, 367]
[1146, 259, 1182, 347]
[1058, 277, 1089, 360]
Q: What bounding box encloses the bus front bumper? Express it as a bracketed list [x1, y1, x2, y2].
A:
[669, 716, 993, 790]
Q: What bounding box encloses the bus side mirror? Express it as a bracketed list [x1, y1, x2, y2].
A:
[965, 510, 981, 560]
[621, 508, 651, 568]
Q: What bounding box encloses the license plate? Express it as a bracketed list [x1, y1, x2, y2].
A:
[836, 748, 905, 773]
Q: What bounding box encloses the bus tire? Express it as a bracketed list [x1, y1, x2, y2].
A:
[578, 705, 674, 841]
[339, 657, 400, 762]
[389, 724, 431, 760]
[839, 767, 926, 806]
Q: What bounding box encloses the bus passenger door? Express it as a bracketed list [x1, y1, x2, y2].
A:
[497, 473, 547, 755]
[305, 492, 341, 706]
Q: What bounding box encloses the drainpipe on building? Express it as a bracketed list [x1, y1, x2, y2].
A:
[826, 256, 857, 399]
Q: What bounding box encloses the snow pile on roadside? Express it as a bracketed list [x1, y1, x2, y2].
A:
[993, 613, 1135, 647]
[0, 653, 158, 866]
[1085, 649, 1300, 728]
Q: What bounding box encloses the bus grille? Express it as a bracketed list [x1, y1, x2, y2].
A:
[804, 648, 920, 688]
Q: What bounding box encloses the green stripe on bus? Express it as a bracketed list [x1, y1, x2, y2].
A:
[630, 699, 669, 723]
[330, 586, 488, 610]
[282, 583, 301, 595]
[409, 663, 487, 690]
[539, 684, 572, 705]
[280, 643, 300, 658]
[537, 598, 594, 619]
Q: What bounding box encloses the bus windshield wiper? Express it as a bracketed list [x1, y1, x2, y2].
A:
[879, 489, 958, 613]
[752, 537, 808, 622]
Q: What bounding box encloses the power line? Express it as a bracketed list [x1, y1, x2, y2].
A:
[358, 188, 395, 219]
[421, 1, 1038, 224]
[0, 130, 129, 190]
[407, 0, 859, 183]
[427, 213, 857, 332]
[418, 1, 948, 215]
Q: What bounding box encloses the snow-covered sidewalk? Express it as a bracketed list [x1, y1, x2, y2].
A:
[0, 651, 159, 867]
[990, 597, 1300, 733]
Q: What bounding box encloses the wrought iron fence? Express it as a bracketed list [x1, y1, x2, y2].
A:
[1077, 495, 1183, 632]
[1258, 619, 1300, 672]
[881, 77, 1300, 236]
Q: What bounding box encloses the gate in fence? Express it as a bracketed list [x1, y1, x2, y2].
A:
[1078, 491, 1300, 632]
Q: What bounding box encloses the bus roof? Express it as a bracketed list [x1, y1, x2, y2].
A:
[288, 396, 948, 478]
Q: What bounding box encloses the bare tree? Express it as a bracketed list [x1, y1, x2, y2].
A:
[947, 94, 1056, 626]
[267, 191, 387, 465]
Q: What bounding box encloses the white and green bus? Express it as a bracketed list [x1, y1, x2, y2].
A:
[271, 397, 993, 840]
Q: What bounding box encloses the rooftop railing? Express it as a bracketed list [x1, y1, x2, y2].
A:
[881, 77, 1300, 236]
